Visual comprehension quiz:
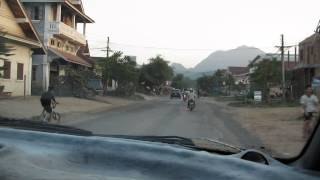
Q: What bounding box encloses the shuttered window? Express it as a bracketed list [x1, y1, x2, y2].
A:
[17, 63, 23, 80]
[32, 65, 37, 81]
[3, 61, 11, 79]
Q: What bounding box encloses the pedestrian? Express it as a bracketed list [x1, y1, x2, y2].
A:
[300, 85, 319, 139]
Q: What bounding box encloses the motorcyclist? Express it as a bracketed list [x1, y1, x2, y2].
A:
[187, 89, 196, 109]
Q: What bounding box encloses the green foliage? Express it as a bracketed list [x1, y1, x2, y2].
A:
[197, 69, 235, 95]
[97, 51, 139, 96]
[171, 73, 196, 90]
[139, 55, 173, 91]
[249, 58, 281, 100]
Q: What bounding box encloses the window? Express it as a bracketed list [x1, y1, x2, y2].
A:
[33, 6, 40, 20]
[32, 65, 37, 81]
[300, 49, 303, 61]
[17, 63, 23, 80]
[66, 45, 69, 51]
[57, 42, 61, 48]
[50, 39, 55, 46]
[3, 61, 11, 79]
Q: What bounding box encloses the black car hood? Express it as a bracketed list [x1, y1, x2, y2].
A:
[0, 127, 318, 180]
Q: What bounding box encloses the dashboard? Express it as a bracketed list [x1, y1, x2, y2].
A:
[0, 128, 319, 180]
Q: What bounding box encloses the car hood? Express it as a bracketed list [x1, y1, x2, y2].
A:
[0, 127, 318, 180]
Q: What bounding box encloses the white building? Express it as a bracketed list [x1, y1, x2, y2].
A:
[0, 0, 45, 96]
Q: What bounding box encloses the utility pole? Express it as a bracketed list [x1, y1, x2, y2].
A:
[281, 34, 286, 101]
[287, 50, 290, 65]
[294, 46, 297, 64]
[106, 36, 110, 58]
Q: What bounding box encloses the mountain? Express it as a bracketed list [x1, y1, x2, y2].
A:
[171, 63, 188, 74]
[193, 46, 265, 72]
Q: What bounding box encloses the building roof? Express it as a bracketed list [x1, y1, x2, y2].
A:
[77, 41, 94, 66]
[2, 0, 46, 54]
[49, 47, 92, 67]
[20, 0, 94, 23]
[299, 33, 320, 46]
[250, 53, 298, 66]
[228, 66, 249, 76]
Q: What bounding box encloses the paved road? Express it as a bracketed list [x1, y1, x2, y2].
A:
[64, 98, 260, 148]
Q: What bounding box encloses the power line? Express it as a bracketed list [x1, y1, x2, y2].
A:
[90, 42, 275, 52]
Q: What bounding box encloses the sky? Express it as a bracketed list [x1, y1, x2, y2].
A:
[82, 0, 320, 68]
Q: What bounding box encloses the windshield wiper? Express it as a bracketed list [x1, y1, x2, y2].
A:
[100, 135, 241, 154]
[0, 117, 92, 136]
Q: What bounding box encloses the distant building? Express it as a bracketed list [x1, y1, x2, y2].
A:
[0, 0, 45, 96]
[292, 33, 320, 97]
[127, 56, 137, 62]
[227, 66, 249, 85]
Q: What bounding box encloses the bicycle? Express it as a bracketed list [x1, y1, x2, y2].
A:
[40, 101, 61, 124]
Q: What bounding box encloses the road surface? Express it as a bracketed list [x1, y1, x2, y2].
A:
[64, 97, 261, 148]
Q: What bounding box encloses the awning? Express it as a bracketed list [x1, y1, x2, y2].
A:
[49, 47, 92, 67]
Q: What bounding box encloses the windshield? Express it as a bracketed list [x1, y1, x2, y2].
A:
[0, 0, 319, 159]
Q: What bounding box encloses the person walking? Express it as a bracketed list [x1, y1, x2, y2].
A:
[300, 85, 319, 139]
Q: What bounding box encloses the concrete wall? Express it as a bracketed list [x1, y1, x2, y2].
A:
[23, 3, 46, 42]
[0, 0, 27, 38]
[0, 43, 32, 96]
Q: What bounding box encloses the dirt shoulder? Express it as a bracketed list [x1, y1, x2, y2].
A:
[202, 97, 307, 157]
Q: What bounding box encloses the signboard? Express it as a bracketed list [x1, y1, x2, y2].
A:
[254, 91, 262, 102]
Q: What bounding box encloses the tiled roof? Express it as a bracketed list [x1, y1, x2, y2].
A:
[77, 42, 94, 66]
[228, 66, 249, 75]
[49, 47, 92, 67]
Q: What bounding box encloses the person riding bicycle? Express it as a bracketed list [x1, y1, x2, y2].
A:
[40, 86, 57, 121]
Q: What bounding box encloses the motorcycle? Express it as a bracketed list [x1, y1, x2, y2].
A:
[183, 94, 187, 102]
[188, 99, 195, 111]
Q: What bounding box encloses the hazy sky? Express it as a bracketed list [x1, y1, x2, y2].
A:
[82, 0, 320, 68]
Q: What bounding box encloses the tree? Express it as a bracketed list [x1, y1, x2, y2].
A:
[196, 69, 235, 95]
[171, 73, 184, 89]
[98, 51, 139, 96]
[197, 75, 214, 94]
[139, 55, 173, 93]
[249, 58, 281, 101]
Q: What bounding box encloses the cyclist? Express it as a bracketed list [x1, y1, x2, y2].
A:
[40, 86, 57, 122]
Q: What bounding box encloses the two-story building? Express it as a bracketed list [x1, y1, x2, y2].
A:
[293, 33, 320, 97]
[20, 0, 94, 94]
[0, 0, 45, 96]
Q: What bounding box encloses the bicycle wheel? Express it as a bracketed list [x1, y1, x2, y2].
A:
[39, 110, 46, 122]
[52, 112, 61, 123]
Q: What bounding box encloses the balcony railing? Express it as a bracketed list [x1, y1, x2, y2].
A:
[48, 21, 86, 45]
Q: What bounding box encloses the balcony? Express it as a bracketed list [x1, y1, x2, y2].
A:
[48, 22, 86, 45]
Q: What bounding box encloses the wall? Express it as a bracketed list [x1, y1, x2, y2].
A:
[0, 43, 32, 96]
[0, 0, 26, 38]
[23, 3, 46, 42]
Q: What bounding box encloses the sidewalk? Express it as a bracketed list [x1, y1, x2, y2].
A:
[0, 96, 111, 119]
[0, 95, 137, 119]
[202, 96, 305, 158]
